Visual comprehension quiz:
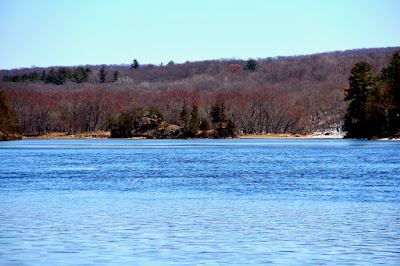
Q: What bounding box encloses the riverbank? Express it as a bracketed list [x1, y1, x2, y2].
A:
[239, 133, 310, 138]
[22, 131, 344, 139]
[14, 132, 400, 140]
[0, 131, 22, 141]
[23, 131, 112, 139]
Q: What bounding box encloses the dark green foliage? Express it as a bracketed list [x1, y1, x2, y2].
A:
[2, 71, 40, 82]
[73, 67, 90, 84]
[182, 105, 200, 138]
[217, 119, 236, 138]
[28, 71, 40, 81]
[199, 118, 211, 131]
[113, 68, 120, 82]
[0, 90, 22, 140]
[130, 59, 140, 69]
[109, 103, 236, 139]
[167, 61, 175, 66]
[189, 105, 200, 133]
[40, 71, 46, 81]
[98, 66, 107, 83]
[110, 107, 167, 138]
[180, 103, 189, 127]
[109, 107, 144, 138]
[58, 67, 73, 79]
[45, 69, 67, 85]
[210, 101, 227, 125]
[210, 101, 236, 138]
[344, 51, 400, 138]
[343, 62, 375, 138]
[42, 67, 74, 85]
[2, 75, 21, 82]
[148, 106, 164, 126]
[109, 111, 135, 138]
[381, 51, 400, 101]
[380, 51, 400, 135]
[245, 58, 258, 72]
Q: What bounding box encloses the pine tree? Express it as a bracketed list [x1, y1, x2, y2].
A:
[0, 90, 22, 140]
[245, 58, 258, 72]
[180, 103, 189, 127]
[98, 65, 107, 83]
[189, 105, 200, 133]
[45, 69, 67, 85]
[40, 71, 46, 81]
[130, 59, 140, 69]
[199, 118, 211, 131]
[343, 62, 375, 138]
[210, 101, 227, 125]
[380, 51, 400, 135]
[73, 67, 90, 84]
[113, 68, 120, 82]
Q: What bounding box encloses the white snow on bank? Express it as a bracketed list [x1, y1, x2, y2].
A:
[309, 130, 345, 139]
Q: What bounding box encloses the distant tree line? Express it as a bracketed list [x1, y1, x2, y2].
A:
[2, 66, 121, 85]
[2, 67, 92, 85]
[344, 51, 400, 138]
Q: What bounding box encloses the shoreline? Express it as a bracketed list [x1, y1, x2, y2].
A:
[21, 131, 399, 140]
[21, 132, 347, 139]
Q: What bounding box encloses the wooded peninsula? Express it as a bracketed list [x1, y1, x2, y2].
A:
[1, 47, 399, 140]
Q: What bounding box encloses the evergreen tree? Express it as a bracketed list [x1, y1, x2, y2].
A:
[180, 103, 190, 127]
[2, 75, 20, 82]
[343, 62, 375, 138]
[225, 119, 237, 137]
[73, 67, 90, 84]
[40, 71, 46, 81]
[113, 68, 120, 82]
[148, 106, 164, 125]
[130, 59, 140, 69]
[58, 67, 72, 79]
[189, 105, 200, 133]
[210, 101, 227, 125]
[0, 90, 22, 140]
[245, 58, 258, 72]
[199, 118, 211, 131]
[109, 111, 135, 138]
[45, 69, 67, 85]
[28, 71, 39, 81]
[98, 65, 107, 83]
[380, 51, 400, 135]
[109, 107, 144, 138]
[216, 119, 236, 138]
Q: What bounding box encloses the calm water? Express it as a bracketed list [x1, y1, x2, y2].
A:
[1, 138, 399, 265]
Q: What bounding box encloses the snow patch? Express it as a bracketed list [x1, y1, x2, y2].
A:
[310, 130, 345, 139]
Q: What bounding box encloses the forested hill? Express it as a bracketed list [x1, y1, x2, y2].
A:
[0, 47, 399, 137]
[1, 47, 398, 91]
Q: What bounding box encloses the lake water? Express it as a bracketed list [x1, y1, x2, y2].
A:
[1, 138, 399, 265]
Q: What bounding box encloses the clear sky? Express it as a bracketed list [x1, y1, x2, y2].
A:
[0, 0, 399, 69]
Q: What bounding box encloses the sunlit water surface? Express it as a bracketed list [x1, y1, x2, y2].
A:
[1, 139, 399, 265]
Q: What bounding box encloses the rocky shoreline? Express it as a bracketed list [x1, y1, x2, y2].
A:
[0, 131, 22, 141]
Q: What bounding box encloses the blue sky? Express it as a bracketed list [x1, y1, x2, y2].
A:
[0, 0, 399, 69]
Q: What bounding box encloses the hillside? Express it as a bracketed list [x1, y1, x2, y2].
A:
[0, 47, 399, 137]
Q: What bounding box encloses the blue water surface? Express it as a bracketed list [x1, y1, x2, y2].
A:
[1, 138, 399, 265]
